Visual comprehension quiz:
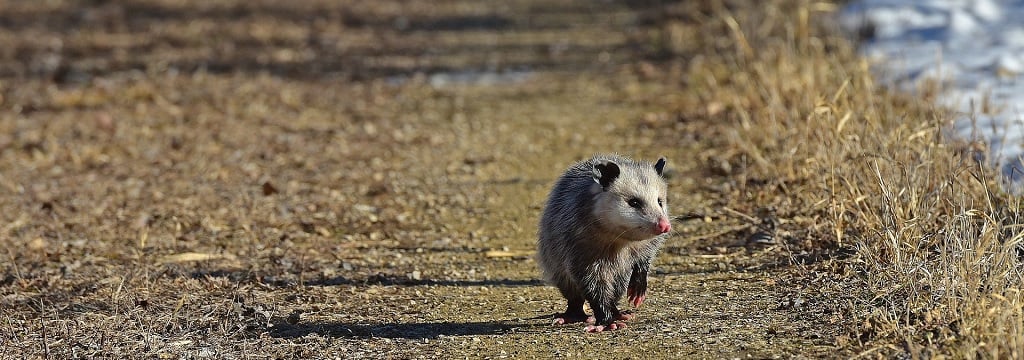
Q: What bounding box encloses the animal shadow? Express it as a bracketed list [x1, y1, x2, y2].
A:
[268, 320, 544, 339]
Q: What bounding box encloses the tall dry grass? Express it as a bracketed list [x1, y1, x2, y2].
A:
[665, 0, 1024, 356]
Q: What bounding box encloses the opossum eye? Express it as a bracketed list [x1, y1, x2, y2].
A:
[658, 198, 664, 208]
[627, 197, 643, 209]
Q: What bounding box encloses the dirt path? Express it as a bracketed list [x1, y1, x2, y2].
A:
[0, 0, 851, 358]
[301, 72, 843, 358]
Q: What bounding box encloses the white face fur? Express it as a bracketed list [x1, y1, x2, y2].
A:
[590, 159, 669, 242]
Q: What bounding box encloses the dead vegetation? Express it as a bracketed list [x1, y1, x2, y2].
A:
[679, 1, 1024, 357]
[1, 0, 1021, 358]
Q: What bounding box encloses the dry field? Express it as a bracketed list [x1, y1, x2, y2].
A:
[1, 0, 1021, 358]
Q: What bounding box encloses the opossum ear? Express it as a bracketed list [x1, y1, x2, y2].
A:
[593, 161, 620, 188]
[654, 157, 667, 176]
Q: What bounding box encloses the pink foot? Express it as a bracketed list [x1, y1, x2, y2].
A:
[627, 288, 646, 308]
[629, 293, 646, 308]
[585, 322, 627, 333]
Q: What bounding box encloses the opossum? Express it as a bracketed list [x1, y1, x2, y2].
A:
[537, 154, 671, 333]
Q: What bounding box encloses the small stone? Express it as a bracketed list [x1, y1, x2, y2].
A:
[28, 237, 47, 251]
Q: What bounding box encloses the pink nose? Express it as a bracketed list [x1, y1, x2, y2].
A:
[656, 218, 671, 234]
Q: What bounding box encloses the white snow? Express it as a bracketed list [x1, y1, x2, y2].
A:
[840, 0, 1024, 185]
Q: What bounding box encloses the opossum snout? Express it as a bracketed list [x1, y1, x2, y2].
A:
[656, 217, 671, 234]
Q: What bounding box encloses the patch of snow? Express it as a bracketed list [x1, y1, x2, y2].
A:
[840, 0, 1024, 187]
[385, 69, 533, 88]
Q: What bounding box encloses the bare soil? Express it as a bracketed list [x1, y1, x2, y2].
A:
[0, 0, 861, 358]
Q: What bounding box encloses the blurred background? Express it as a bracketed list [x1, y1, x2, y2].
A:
[0, 0, 693, 84]
[0, 1, 830, 358]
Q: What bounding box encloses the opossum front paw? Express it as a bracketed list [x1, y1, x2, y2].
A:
[584, 322, 627, 333]
[628, 268, 648, 308]
[552, 313, 594, 325]
[627, 287, 646, 308]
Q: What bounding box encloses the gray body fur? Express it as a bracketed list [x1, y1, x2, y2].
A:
[537, 154, 670, 327]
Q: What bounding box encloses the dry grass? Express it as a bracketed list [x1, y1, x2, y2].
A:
[666, 1, 1024, 357]
[2, 0, 1022, 358]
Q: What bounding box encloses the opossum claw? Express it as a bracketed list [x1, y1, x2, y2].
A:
[585, 322, 627, 333]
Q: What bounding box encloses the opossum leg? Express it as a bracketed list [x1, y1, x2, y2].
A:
[583, 303, 634, 332]
[586, 303, 628, 332]
[613, 308, 634, 321]
[627, 263, 648, 308]
[552, 298, 591, 325]
[585, 295, 626, 329]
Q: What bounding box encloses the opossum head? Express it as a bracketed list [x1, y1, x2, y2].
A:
[591, 157, 671, 241]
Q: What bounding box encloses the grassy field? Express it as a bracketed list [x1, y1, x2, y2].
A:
[1, 0, 1022, 358]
